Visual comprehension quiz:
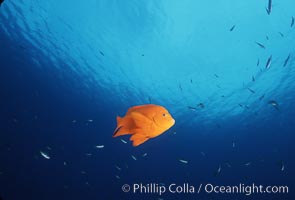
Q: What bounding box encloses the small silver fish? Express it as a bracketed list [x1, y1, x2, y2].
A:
[142, 153, 148, 157]
[255, 42, 266, 49]
[266, 0, 272, 15]
[198, 103, 205, 108]
[259, 94, 265, 101]
[247, 88, 255, 94]
[225, 162, 232, 168]
[268, 100, 279, 110]
[265, 55, 272, 69]
[131, 155, 137, 161]
[244, 162, 252, 166]
[229, 25, 236, 32]
[188, 106, 197, 111]
[95, 145, 104, 149]
[232, 141, 236, 148]
[283, 54, 291, 67]
[215, 164, 222, 176]
[269, 100, 278, 106]
[217, 165, 221, 173]
[278, 32, 284, 37]
[120, 139, 127, 144]
[115, 165, 121, 171]
[281, 161, 285, 171]
[179, 159, 188, 164]
[40, 151, 50, 159]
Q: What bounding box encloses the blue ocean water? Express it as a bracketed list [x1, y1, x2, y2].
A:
[0, 0, 294, 199]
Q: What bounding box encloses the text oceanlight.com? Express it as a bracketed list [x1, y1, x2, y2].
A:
[121, 183, 289, 196]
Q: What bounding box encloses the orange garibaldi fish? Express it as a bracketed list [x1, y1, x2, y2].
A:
[113, 104, 175, 147]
